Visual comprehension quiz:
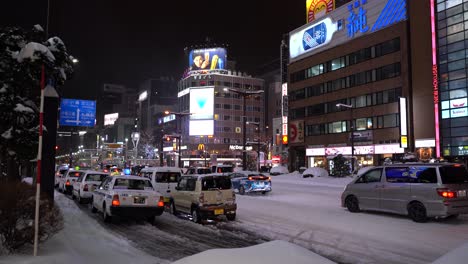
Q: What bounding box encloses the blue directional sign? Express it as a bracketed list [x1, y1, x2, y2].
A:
[59, 99, 96, 127]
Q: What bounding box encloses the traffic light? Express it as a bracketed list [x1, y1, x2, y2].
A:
[166, 136, 171, 142]
[282, 135, 288, 145]
[134, 118, 139, 128]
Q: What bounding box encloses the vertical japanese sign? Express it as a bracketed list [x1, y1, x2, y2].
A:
[282, 83, 288, 143]
[307, 0, 335, 23]
[430, 0, 440, 158]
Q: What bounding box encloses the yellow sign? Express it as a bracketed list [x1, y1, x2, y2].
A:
[306, 0, 335, 23]
[400, 136, 408, 148]
[197, 144, 205, 151]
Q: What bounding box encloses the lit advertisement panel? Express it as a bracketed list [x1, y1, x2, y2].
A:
[104, 113, 119, 126]
[290, 17, 338, 61]
[290, 0, 408, 62]
[306, 0, 335, 23]
[189, 48, 227, 71]
[190, 88, 214, 120]
[189, 120, 214, 136]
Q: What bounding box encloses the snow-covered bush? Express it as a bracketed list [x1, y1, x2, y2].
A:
[0, 180, 63, 253]
[302, 167, 329, 178]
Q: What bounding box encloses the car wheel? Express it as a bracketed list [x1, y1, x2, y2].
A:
[90, 198, 97, 213]
[226, 213, 236, 221]
[408, 202, 428, 223]
[170, 202, 177, 215]
[261, 191, 266, 195]
[345, 195, 360, 213]
[191, 208, 201, 224]
[239, 186, 245, 195]
[103, 203, 112, 223]
[446, 214, 459, 219]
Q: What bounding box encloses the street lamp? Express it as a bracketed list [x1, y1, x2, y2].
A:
[131, 132, 140, 167]
[124, 138, 128, 166]
[247, 121, 261, 171]
[164, 111, 192, 168]
[336, 103, 355, 173]
[224, 88, 264, 171]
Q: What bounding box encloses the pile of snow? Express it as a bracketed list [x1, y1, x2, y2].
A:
[271, 171, 353, 188]
[172, 240, 335, 264]
[1, 127, 13, 139]
[270, 166, 289, 175]
[46, 37, 65, 52]
[21, 177, 33, 185]
[14, 103, 34, 113]
[302, 167, 328, 178]
[17, 42, 55, 63]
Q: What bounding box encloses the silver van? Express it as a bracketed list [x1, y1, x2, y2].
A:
[139, 167, 182, 205]
[341, 163, 468, 222]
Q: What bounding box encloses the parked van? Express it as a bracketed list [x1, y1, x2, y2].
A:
[211, 164, 234, 174]
[139, 167, 182, 204]
[341, 163, 468, 222]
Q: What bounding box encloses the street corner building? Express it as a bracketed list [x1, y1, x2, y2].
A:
[286, 0, 468, 172]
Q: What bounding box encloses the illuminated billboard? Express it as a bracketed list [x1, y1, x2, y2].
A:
[306, 0, 335, 23]
[190, 88, 214, 120]
[189, 48, 227, 71]
[189, 120, 214, 136]
[104, 113, 119, 126]
[290, 0, 408, 62]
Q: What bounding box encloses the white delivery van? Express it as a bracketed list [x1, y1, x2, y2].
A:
[139, 167, 182, 205]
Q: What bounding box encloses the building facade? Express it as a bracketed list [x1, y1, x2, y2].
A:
[287, 0, 433, 172]
[435, 0, 468, 165]
[177, 71, 265, 168]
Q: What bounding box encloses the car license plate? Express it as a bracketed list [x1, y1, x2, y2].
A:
[134, 197, 146, 204]
[214, 209, 224, 215]
[458, 190, 467, 198]
[163, 197, 170, 203]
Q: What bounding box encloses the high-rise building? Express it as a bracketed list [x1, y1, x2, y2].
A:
[434, 1, 468, 165]
[177, 70, 265, 168]
[287, 0, 434, 172]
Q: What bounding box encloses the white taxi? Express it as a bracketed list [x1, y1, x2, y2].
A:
[91, 175, 165, 224]
[72, 170, 109, 204]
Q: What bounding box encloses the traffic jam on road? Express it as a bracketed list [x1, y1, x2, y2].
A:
[50, 162, 468, 263]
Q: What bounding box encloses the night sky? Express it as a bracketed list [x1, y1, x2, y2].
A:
[2, 0, 305, 99]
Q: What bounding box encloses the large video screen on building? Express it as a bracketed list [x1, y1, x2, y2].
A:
[189, 120, 214, 136]
[188, 48, 227, 71]
[190, 88, 214, 120]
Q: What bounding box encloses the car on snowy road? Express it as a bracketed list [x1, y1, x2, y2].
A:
[341, 163, 468, 222]
[229, 171, 272, 195]
[91, 175, 165, 224]
[72, 170, 109, 204]
[170, 174, 237, 223]
[58, 169, 85, 194]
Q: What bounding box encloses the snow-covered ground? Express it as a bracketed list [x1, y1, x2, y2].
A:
[2, 172, 468, 264]
[229, 171, 468, 263]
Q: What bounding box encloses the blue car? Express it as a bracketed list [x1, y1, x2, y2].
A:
[229, 172, 272, 195]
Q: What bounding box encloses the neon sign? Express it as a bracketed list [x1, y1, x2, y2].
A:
[430, 0, 440, 158]
[347, 0, 369, 38]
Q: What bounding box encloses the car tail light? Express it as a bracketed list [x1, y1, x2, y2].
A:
[268, 176, 271, 181]
[248, 176, 252, 181]
[199, 192, 205, 204]
[437, 188, 457, 199]
[66, 180, 70, 186]
[83, 184, 88, 191]
[157, 196, 164, 207]
[112, 194, 120, 206]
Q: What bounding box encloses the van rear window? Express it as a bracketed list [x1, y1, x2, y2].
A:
[202, 176, 231, 190]
[155, 172, 180, 183]
[85, 174, 107, 182]
[440, 166, 468, 184]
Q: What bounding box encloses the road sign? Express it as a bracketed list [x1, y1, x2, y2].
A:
[59, 99, 96, 127]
